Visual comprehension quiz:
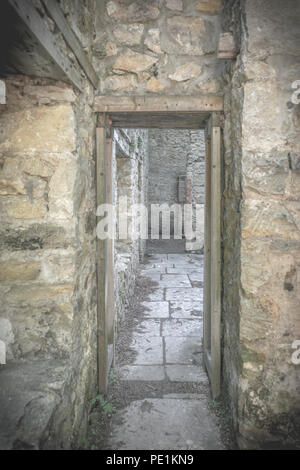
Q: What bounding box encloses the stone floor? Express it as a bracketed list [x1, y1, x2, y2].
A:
[106, 253, 224, 450]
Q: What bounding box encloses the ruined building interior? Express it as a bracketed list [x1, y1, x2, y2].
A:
[0, 0, 299, 451]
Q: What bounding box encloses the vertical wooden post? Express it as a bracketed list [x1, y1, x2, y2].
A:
[210, 113, 221, 399]
[204, 120, 212, 358]
[106, 137, 115, 371]
[96, 118, 108, 394]
[203, 113, 221, 400]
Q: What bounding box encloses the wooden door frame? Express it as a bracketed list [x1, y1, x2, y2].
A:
[95, 97, 222, 396]
[203, 112, 222, 399]
[96, 114, 115, 393]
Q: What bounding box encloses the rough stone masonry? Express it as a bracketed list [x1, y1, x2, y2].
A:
[0, 0, 299, 450]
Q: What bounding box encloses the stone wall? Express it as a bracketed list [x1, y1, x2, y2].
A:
[114, 128, 149, 330]
[0, 1, 98, 449]
[222, 0, 300, 449]
[148, 128, 205, 249]
[93, 0, 224, 96]
[1, 0, 299, 451]
[0, 76, 78, 361]
[186, 130, 205, 251]
[148, 128, 189, 210]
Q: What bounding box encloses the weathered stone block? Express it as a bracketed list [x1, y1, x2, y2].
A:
[144, 29, 161, 54]
[243, 81, 282, 153]
[6, 199, 47, 220]
[166, 0, 183, 11]
[113, 51, 158, 74]
[41, 253, 75, 283]
[0, 104, 76, 154]
[104, 74, 137, 92]
[0, 224, 74, 251]
[105, 42, 118, 56]
[113, 24, 144, 45]
[243, 60, 276, 82]
[146, 77, 167, 93]
[23, 86, 76, 105]
[48, 159, 77, 220]
[106, 1, 159, 23]
[0, 261, 41, 282]
[6, 284, 73, 305]
[12, 302, 73, 357]
[196, 78, 219, 93]
[20, 154, 59, 178]
[166, 17, 213, 55]
[217, 32, 237, 59]
[243, 152, 288, 196]
[0, 177, 25, 196]
[169, 62, 202, 82]
[195, 0, 222, 14]
[241, 199, 300, 241]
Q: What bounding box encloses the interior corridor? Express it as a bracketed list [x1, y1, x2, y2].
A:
[102, 248, 224, 450]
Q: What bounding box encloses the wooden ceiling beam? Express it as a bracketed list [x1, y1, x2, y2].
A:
[42, 0, 99, 89]
[9, 0, 85, 91]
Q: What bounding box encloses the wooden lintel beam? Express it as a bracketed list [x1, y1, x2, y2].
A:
[42, 0, 99, 89]
[9, 0, 85, 91]
[94, 95, 223, 113]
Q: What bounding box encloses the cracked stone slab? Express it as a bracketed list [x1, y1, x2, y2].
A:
[145, 289, 165, 301]
[173, 262, 204, 270]
[106, 397, 224, 450]
[140, 268, 166, 275]
[119, 365, 165, 381]
[166, 267, 203, 274]
[162, 319, 202, 337]
[136, 319, 161, 336]
[167, 254, 192, 261]
[188, 272, 204, 282]
[165, 336, 202, 365]
[160, 274, 191, 287]
[165, 287, 202, 301]
[131, 335, 163, 365]
[139, 273, 161, 282]
[142, 262, 174, 270]
[147, 254, 168, 262]
[163, 393, 203, 399]
[170, 301, 203, 318]
[166, 365, 208, 383]
[141, 301, 169, 318]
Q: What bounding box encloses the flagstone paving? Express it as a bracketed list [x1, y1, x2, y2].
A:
[106, 253, 224, 450]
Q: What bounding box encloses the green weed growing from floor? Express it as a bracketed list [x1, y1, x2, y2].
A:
[90, 394, 116, 416]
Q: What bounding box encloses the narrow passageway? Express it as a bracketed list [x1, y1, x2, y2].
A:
[103, 248, 224, 450]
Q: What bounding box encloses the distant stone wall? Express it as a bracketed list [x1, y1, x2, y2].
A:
[222, 0, 300, 449]
[148, 129, 205, 249]
[114, 128, 149, 330]
[148, 128, 189, 206]
[93, 0, 224, 96]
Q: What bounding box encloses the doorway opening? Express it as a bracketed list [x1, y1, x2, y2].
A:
[95, 101, 222, 448]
